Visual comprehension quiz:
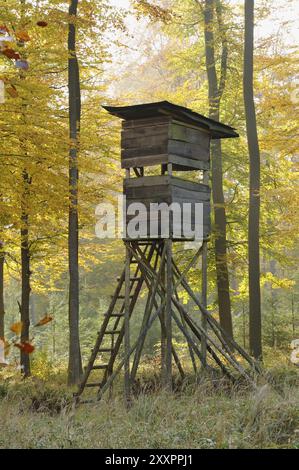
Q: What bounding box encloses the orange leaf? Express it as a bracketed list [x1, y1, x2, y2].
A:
[14, 341, 35, 354]
[10, 321, 23, 335]
[7, 85, 18, 98]
[2, 48, 19, 59]
[15, 30, 31, 42]
[34, 315, 53, 327]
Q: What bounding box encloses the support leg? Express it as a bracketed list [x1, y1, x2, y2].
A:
[160, 242, 166, 384]
[165, 238, 172, 390]
[124, 245, 131, 405]
[201, 241, 208, 368]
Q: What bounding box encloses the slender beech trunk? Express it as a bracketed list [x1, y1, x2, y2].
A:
[68, 0, 82, 385]
[19, 0, 31, 375]
[20, 170, 31, 376]
[0, 241, 4, 340]
[203, 0, 233, 338]
[243, 0, 262, 360]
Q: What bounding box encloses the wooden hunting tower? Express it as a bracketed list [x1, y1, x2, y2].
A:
[76, 102, 260, 405]
[115, 101, 238, 240]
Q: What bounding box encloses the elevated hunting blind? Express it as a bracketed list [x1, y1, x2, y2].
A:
[76, 102, 261, 406]
[113, 101, 237, 241]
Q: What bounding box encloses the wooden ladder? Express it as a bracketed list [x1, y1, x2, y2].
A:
[76, 242, 156, 402]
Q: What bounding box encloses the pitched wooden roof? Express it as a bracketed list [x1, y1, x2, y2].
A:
[103, 100, 239, 139]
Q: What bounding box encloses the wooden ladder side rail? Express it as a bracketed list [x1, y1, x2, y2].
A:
[77, 267, 127, 397]
[99, 242, 158, 390]
[97, 301, 167, 401]
[77, 243, 155, 398]
[103, 242, 153, 363]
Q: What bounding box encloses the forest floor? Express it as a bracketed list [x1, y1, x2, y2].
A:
[0, 355, 298, 449]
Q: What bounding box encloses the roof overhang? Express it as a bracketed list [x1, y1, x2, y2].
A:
[103, 101, 239, 139]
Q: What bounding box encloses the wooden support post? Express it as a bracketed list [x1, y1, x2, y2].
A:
[160, 242, 166, 383]
[165, 238, 172, 390]
[173, 274, 197, 375]
[201, 241, 208, 368]
[124, 245, 131, 405]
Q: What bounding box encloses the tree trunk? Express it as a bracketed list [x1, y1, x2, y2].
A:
[203, 0, 233, 338]
[20, 170, 31, 377]
[68, 0, 82, 385]
[243, 0, 262, 360]
[0, 241, 4, 340]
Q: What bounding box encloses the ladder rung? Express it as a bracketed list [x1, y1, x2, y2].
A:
[104, 313, 124, 318]
[115, 294, 134, 300]
[85, 383, 101, 388]
[104, 330, 121, 335]
[92, 364, 109, 370]
[98, 348, 113, 352]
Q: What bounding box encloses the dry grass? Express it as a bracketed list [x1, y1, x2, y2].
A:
[0, 365, 298, 449]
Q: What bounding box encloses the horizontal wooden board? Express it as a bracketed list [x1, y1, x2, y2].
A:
[121, 134, 168, 150]
[122, 145, 168, 159]
[121, 123, 169, 141]
[170, 122, 211, 146]
[171, 191, 210, 204]
[124, 213, 209, 240]
[121, 154, 169, 169]
[124, 175, 170, 187]
[125, 187, 171, 200]
[124, 175, 209, 190]
[170, 176, 210, 193]
[169, 154, 210, 171]
[123, 174, 211, 241]
[121, 154, 210, 171]
[121, 141, 209, 162]
[168, 139, 209, 161]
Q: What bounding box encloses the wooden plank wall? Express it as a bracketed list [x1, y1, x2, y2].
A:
[123, 176, 211, 239]
[121, 118, 211, 171]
